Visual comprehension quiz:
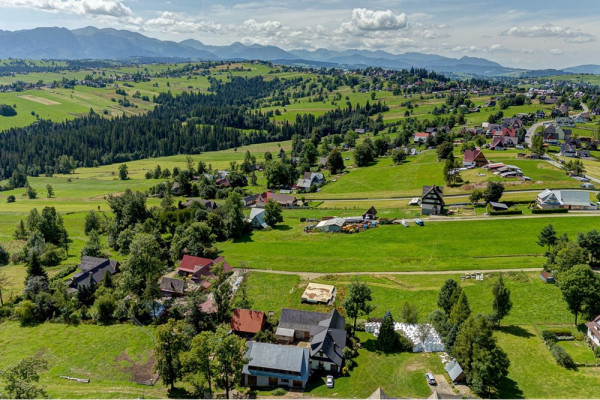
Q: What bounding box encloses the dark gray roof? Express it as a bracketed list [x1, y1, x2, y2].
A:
[280, 309, 346, 367]
[71, 256, 118, 289]
[160, 277, 186, 294]
[183, 198, 218, 210]
[279, 309, 345, 332]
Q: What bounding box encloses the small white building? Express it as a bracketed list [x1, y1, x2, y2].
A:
[316, 218, 345, 232]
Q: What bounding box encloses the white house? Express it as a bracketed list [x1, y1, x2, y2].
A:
[536, 189, 597, 210]
[586, 315, 600, 348]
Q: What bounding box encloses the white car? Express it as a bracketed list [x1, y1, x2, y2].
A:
[425, 372, 437, 385]
[581, 183, 595, 189]
[326, 375, 334, 388]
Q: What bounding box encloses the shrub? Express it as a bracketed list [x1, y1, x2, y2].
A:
[541, 330, 557, 344]
[532, 208, 569, 214]
[271, 388, 287, 396]
[49, 264, 78, 282]
[489, 209, 523, 216]
[343, 346, 354, 360]
[595, 346, 600, 359]
[397, 331, 414, 352]
[7, 195, 15, 203]
[356, 319, 367, 332]
[300, 217, 307, 222]
[551, 345, 575, 368]
[14, 300, 35, 325]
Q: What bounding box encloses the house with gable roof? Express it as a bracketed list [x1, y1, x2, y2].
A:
[463, 148, 488, 168]
[585, 315, 600, 348]
[242, 342, 311, 388]
[421, 185, 445, 215]
[177, 255, 233, 286]
[69, 256, 119, 292]
[275, 308, 347, 374]
[536, 189, 597, 210]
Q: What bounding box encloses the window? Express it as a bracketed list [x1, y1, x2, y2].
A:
[281, 379, 288, 383]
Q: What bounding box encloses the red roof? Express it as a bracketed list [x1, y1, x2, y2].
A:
[178, 255, 233, 284]
[415, 132, 430, 138]
[230, 308, 266, 334]
[463, 149, 482, 163]
[200, 299, 217, 314]
[179, 255, 215, 273]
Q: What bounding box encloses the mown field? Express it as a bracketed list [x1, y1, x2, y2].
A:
[0, 322, 165, 399]
[219, 216, 600, 273]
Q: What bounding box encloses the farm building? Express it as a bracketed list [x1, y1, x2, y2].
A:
[69, 256, 119, 292]
[539, 271, 555, 283]
[463, 148, 488, 167]
[301, 283, 335, 304]
[585, 315, 600, 348]
[363, 206, 378, 220]
[421, 185, 445, 215]
[315, 218, 345, 232]
[242, 342, 311, 388]
[231, 308, 267, 336]
[489, 202, 508, 211]
[159, 277, 186, 297]
[256, 192, 298, 207]
[247, 207, 268, 229]
[445, 359, 466, 383]
[536, 189, 597, 210]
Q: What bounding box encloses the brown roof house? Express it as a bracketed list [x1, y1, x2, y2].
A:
[463, 148, 488, 168]
[231, 308, 267, 336]
[160, 277, 186, 297]
[421, 185, 445, 215]
[177, 255, 233, 286]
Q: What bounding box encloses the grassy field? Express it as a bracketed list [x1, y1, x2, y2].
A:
[497, 325, 600, 399]
[0, 321, 165, 399]
[305, 150, 580, 200]
[219, 216, 600, 273]
[243, 271, 573, 325]
[306, 332, 442, 399]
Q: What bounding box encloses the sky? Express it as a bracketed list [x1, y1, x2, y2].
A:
[2, 0, 599, 69]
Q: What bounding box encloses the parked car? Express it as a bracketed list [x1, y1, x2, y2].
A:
[581, 183, 595, 189]
[425, 372, 436, 385]
[326, 375, 334, 388]
[515, 145, 524, 150]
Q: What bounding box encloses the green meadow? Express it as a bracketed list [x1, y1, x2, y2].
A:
[218, 215, 600, 273]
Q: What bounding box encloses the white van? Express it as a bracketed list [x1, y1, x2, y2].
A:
[425, 372, 436, 385]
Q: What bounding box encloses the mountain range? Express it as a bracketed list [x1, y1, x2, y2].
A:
[0, 26, 598, 77]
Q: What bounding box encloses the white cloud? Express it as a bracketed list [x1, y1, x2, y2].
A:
[145, 12, 223, 34]
[240, 19, 282, 35]
[501, 23, 595, 43]
[550, 48, 563, 55]
[340, 8, 407, 33]
[4, 0, 132, 17]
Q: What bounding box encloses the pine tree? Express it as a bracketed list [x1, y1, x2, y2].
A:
[438, 279, 460, 316]
[449, 290, 471, 326]
[377, 310, 398, 352]
[25, 253, 47, 282]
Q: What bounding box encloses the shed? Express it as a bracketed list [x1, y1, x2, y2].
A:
[539, 271, 555, 284]
[247, 207, 268, 229]
[445, 360, 466, 383]
[301, 283, 335, 304]
[231, 308, 267, 335]
[363, 206, 378, 221]
[489, 202, 508, 211]
[316, 218, 345, 233]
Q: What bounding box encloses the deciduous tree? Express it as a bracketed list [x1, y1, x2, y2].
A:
[343, 279, 373, 335]
[154, 319, 188, 391]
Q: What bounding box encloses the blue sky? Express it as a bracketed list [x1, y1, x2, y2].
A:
[2, 0, 599, 69]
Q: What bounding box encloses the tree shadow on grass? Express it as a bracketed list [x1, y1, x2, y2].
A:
[231, 231, 255, 243]
[273, 224, 292, 231]
[167, 387, 194, 399]
[498, 376, 524, 399]
[500, 325, 535, 338]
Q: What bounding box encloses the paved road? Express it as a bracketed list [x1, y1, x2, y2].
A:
[241, 267, 543, 280]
